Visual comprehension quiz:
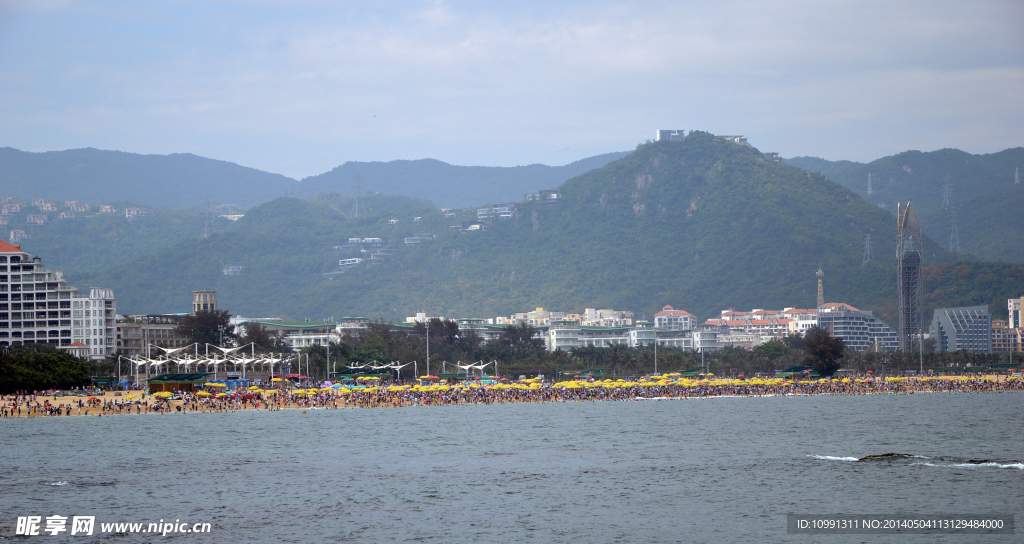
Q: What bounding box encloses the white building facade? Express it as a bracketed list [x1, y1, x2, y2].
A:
[0, 241, 116, 360]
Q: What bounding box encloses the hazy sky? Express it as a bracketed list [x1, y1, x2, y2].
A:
[1, 0, 1021, 179]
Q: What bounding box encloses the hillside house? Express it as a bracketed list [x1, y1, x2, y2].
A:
[58, 212, 75, 220]
[222, 262, 245, 276]
[0, 216, 7, 225]
[404, 233, 436, 246]
[26, 214, 48, 225]
[64, 200, 80, 208]
[388, 219, 399, 225]
[125, 207, 146, 219]
[38, 203, 58, 212]
[9, 230, 29, 243]
[2, 204, 21, 214]
[69, 202, 91, 212]
[31, 198, 52, 207]
[99, 205, 116, 214]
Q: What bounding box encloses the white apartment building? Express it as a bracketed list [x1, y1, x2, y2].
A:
[0, 241, 116, 360]
[653, 305, 695, 330]
[583, 308, 634, 327]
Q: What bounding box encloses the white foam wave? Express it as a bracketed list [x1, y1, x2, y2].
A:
[810, 455, 858, 462]
[912, 462, 1024, 470]
[47, 481, 69, 486]
[951, 462, 1024, 470]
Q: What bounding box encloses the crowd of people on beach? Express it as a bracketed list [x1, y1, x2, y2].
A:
[2, 373, 1021, 417]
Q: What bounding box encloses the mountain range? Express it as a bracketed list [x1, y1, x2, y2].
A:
[60, 133, 1022, 326]
[0, 147, 628, 210]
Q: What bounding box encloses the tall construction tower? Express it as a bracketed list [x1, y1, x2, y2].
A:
[867, 173, 873, 196]
[816, 268, 824, 319]
[897, 202, 923, 352]
[942, 179, 952, 208]
[862, 234, 874, 265]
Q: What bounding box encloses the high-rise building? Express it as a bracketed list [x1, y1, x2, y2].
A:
[655, 129, 686, 141]
[1009, 297, 1023, 329]
[930, 305, 992, 353]
[897, 202, 923, 351]
[0, 241, 116, 360]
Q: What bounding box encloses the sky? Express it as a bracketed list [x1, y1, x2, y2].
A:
[0, 0, 1021, 179]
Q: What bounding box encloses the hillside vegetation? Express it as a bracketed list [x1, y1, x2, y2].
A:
[786, 148, 1024, 262]
[65, 133, 1019, 325]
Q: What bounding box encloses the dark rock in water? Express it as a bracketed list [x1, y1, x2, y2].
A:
[967, 459, 990, 464]
[858, 453, 915, 461]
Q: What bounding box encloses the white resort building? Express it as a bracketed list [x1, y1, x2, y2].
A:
[0, 241, 116, 360]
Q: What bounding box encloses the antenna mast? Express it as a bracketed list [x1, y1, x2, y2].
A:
[862, 234, 873, 265]
[352, 173, 362, 218]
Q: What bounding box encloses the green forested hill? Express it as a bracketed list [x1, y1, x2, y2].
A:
[64, 132, 1020, 324]
[786, 148, 1024, 262]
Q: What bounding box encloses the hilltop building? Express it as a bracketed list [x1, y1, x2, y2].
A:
[0, 241, 116, 360]
[656, 130, 686, 141]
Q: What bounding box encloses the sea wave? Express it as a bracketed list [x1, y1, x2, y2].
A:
[809, 455, 858, 461]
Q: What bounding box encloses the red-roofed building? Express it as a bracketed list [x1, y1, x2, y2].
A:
[654, 305, 695, 330]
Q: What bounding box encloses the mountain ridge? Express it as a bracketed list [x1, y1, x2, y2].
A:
[65, 133, 1020, 328]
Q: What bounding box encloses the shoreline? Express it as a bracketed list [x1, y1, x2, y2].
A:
[3, 377, 1021, 418]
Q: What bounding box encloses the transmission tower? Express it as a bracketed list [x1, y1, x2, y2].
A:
[949, 206, 961, 253]
[941, 179, 952, 208]
[867, 173, 873, 196]
[862, 234, 873, 265]
[352, 173, 362, 218]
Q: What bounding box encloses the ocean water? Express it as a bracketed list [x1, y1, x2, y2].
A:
[1, 392, 1021, 543]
